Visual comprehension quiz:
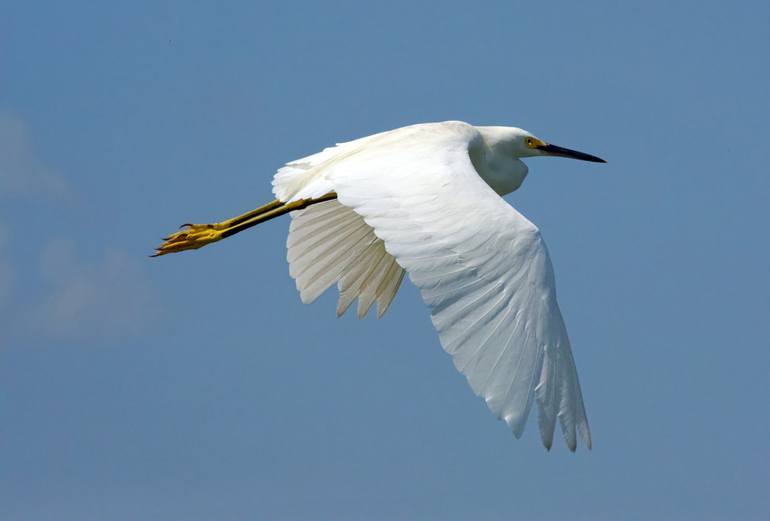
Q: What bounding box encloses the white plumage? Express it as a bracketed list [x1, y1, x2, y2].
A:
[271, 121, 602, 450]
[287, 199, 405, 318]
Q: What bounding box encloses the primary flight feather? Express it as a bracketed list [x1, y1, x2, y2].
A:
[155, 121, 606, 451]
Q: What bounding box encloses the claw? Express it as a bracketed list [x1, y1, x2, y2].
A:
[152, 222, 224, 257]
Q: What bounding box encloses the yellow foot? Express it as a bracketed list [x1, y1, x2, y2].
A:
[152, 223, 225, 257]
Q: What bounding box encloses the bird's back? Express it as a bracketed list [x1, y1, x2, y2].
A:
[272, 121, 480, 203]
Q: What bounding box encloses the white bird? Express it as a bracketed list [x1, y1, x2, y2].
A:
[155, 121, 606, 451]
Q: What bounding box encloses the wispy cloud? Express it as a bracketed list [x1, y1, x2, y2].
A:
[0, 112, 70, 200]
[0, 112, 160, 343]
[29, 238, 161, 341]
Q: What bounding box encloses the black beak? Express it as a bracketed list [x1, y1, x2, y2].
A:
[538, 143, 606, 163]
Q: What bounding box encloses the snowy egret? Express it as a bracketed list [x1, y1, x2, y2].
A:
[155, 121, 606, 451]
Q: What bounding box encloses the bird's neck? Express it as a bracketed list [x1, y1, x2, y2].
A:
[470, 135, 529, 196]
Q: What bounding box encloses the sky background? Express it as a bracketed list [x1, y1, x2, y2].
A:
[1, 1, 769, 520]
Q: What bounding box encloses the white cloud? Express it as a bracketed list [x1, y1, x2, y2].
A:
[31, 238, 161, 341]
[0, 113, 156, 343]
[0, 112, 70, 200]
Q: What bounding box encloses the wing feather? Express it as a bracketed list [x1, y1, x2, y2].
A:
[286, 200, 405, 318]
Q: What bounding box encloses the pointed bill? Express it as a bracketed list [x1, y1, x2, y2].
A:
[539, 143, 606, 163]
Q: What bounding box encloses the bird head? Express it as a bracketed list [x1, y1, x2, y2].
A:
[512, 128, 606, 163]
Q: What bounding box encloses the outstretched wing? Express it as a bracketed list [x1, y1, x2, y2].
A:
[281, 121, 591, 450]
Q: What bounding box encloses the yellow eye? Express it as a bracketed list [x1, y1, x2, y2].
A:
[526, 137, 544, 149]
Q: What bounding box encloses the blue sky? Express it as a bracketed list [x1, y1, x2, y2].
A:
[1, 1, 768, 519]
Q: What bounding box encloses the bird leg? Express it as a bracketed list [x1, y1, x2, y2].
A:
[152, 192, 337, 257]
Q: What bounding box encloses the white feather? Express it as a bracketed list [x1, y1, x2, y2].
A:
[286, 200, 405, 318]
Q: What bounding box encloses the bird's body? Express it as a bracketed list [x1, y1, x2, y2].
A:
[155, 121, 605, 451]
[274, 122, 530, 200]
